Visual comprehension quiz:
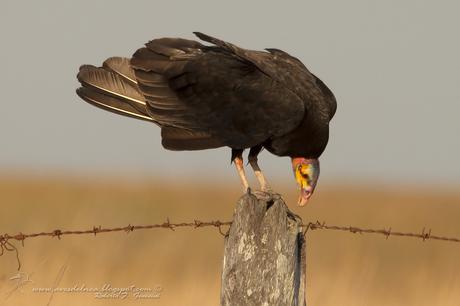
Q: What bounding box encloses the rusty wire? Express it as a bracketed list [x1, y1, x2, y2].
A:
[1, 219, 459, 270]
[0, 220, 231, 270]
[302, 221, 460, 243]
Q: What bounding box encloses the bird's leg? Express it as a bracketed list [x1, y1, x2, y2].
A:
[231, 149, 250, 193]
[248, 146, 272, 193]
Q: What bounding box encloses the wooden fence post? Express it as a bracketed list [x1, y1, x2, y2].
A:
[221, 192, 307, 306]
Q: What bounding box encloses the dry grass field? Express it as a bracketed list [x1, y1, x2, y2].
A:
[0, 174, 459, 306]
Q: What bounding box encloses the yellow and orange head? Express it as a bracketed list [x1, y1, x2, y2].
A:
[291, 157, 320, 206]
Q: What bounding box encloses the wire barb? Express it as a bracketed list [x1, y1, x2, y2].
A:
[302, 221, 460, 244]
[1, 219, 459, 271]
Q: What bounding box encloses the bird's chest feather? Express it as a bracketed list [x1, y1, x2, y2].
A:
[264, 115, 330, 158]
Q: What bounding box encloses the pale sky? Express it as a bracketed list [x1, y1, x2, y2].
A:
[1, 0, 459, 186]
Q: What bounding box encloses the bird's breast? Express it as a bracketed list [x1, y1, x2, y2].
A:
[264, 114, 330, 158]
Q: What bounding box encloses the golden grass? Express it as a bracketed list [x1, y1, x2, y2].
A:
[0, 175, 459, 306]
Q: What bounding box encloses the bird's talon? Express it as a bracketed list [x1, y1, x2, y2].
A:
[261, 185, 273, 194]
[75, 34, 332, 210]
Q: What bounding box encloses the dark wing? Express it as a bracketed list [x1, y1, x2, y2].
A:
[76, 62, 153, 122]
[130, 34, 306, 150]
[311, 74, 337, 121]
[194, 32, 336, 122]
[76, 56, 224, 150]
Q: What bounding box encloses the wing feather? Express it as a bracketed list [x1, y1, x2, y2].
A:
[102, 57, 137, 84]
[77, 65, 153, 122]
[129, 35, 306, 148]
[161, 127, 223, 150]
[194, 32, 335, 122]
[76, 87, 153, 122]
[77, 65, 145, 108]
[76, 33, 335, 152]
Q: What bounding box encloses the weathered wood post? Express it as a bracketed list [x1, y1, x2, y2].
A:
[221, 192, 307, 306]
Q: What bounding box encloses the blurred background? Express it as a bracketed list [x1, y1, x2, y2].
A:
[0, 1, 459, 305]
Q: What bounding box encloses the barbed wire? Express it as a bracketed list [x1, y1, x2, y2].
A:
[1, 219, 459, 270]
[303, 221, 460, 243]
[0, 220, 232, 270]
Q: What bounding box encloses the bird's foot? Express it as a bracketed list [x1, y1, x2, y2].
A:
[253, 189, 281, 202]
[261, 184, 274, 194]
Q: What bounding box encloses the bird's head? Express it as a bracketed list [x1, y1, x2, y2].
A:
[291, 157, 320, 206]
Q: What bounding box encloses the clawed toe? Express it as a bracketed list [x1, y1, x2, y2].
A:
[261, 185, 273, 193]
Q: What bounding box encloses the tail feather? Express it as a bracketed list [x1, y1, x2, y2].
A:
[76, 64, 154, 122]
[102, 57, 137, 84]
[76, 35, 226, 151]
[77, 65, 144, 107]
[76, 87, 153, 122]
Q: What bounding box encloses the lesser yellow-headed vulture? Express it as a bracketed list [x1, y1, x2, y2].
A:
[76, 32, 337, 206]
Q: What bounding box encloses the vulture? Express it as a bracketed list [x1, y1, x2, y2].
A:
[76, 32, 336, 206]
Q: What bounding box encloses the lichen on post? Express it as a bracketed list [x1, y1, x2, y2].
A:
[221, 192, 307, 306]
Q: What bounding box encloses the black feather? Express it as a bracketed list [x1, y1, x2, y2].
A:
[161, 127, 223, 150]
[102, 57, 137, 84]
[77, 65, 152, 121]
[76, 87, 153, 122]
[76, 33, 336, 158]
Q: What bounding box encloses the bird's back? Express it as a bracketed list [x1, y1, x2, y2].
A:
[76, 33, 335, 156]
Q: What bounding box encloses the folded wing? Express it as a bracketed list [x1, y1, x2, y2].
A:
[130, 34, 305, 150]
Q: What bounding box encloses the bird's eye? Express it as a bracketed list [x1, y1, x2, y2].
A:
[298, 166, 308, 176]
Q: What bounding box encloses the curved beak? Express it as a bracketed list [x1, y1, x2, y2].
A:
[292, 158, 320, 207]
[298, 187, 313, 206]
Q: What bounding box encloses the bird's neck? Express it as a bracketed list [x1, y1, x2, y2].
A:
[291, 112, 329, 158]
[264, 109, 329, 158]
